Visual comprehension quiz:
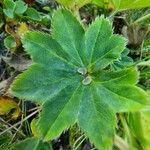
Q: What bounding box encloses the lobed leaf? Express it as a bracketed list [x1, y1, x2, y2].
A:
[4, 35, 16, 51]
[52, 9, 85, 66]
[11, 9, 149, 150]
[84, 17, 126, 71]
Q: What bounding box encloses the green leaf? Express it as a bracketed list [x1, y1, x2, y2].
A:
[15, 0, 27, 15]
[84, 17, 126, 72]
[3, 0, 27, 18]
[52, 9, 85, 66]
[141, 111, 150, 149]
[112, 0, 150, 10]
[31, 118, 42, 138]
[92, 0, 110, 8]
[78, 85, 116, 149]
[112, 48, 133, 70]
[56, 0, 91, 10]
[92, 0, 150, 11]
[128, 111, 150, 150]
[25, 8, 41, 21]
[3, 0, 15, 18]
[10, 137, 53, 150]
[4, 35, 16, 50]
[11, 9, 148, 150]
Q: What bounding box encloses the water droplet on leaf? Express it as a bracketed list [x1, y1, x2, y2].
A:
[77, 67, 87, 75]
[82, 75, 92, 85]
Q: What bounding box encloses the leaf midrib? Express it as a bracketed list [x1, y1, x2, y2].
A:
[44, 84, 82, 139]
[102, 85, 144, 107]
[90, 40, 124, 69]
[54, 12, 84, 66]
[88, 20, 102, 64]
[93, 68, 136, 84]
[24, 39, 79, 69]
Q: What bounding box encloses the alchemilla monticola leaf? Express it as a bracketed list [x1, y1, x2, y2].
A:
[11, 9, 148, 150]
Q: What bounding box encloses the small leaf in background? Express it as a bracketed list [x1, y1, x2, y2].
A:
[112, 48, 133, 70]
[92, 0, 105, 7]
[0, 96, 20, 119]
[30, 118, 42, 138]
[141, 111, 150, 149]
[10, 137, 53, 150]
[25, 7, 41, 21]
[3, 0, 15, 18]
[15, 0, 28, 15]
[3, 0, 27, 18]
[92, 0, 150, 11]
[112, 0, 150, 11]
[92, 0, 114, 10]
[4, 35, 16, 51]
[128, 111, 150, 150]
[56, 0, 92, 10]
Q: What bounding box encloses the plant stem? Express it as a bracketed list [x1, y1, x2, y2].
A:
[133, 13, 150, 24]
[0, 109, 39, 136]
[114, 135, 130, 150]
[0, 117, 25, 137]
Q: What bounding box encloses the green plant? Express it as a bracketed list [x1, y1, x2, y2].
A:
[56, 0, 91, 11]
[111, 48, 133, 70]
[10, 8, 149, 150]
[4, 35, 16, 51]
[10, 137, 53, 150]
[56, 0, 150, 12]
[127, 111, 150, 150]
[93, 0, 150, 11]
[3, 0, 27, 18]
[3, 0, 46, 22]
[2, 0, 50, 53]
[112, 0, 150, 10]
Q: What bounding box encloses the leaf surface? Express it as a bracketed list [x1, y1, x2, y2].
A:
[52, 9, 85, 66]
[56, 0, 91, 10]
[3, 0, 15, 18]
[15, 0, 27, 15]
[84, 17, 126, 71]
[10, 137, 52, 150]
[92, 0, 150, 10]
[78, 85, 116, 149]
[112, 0, 150, 10]
[11, 9, 148, 150]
